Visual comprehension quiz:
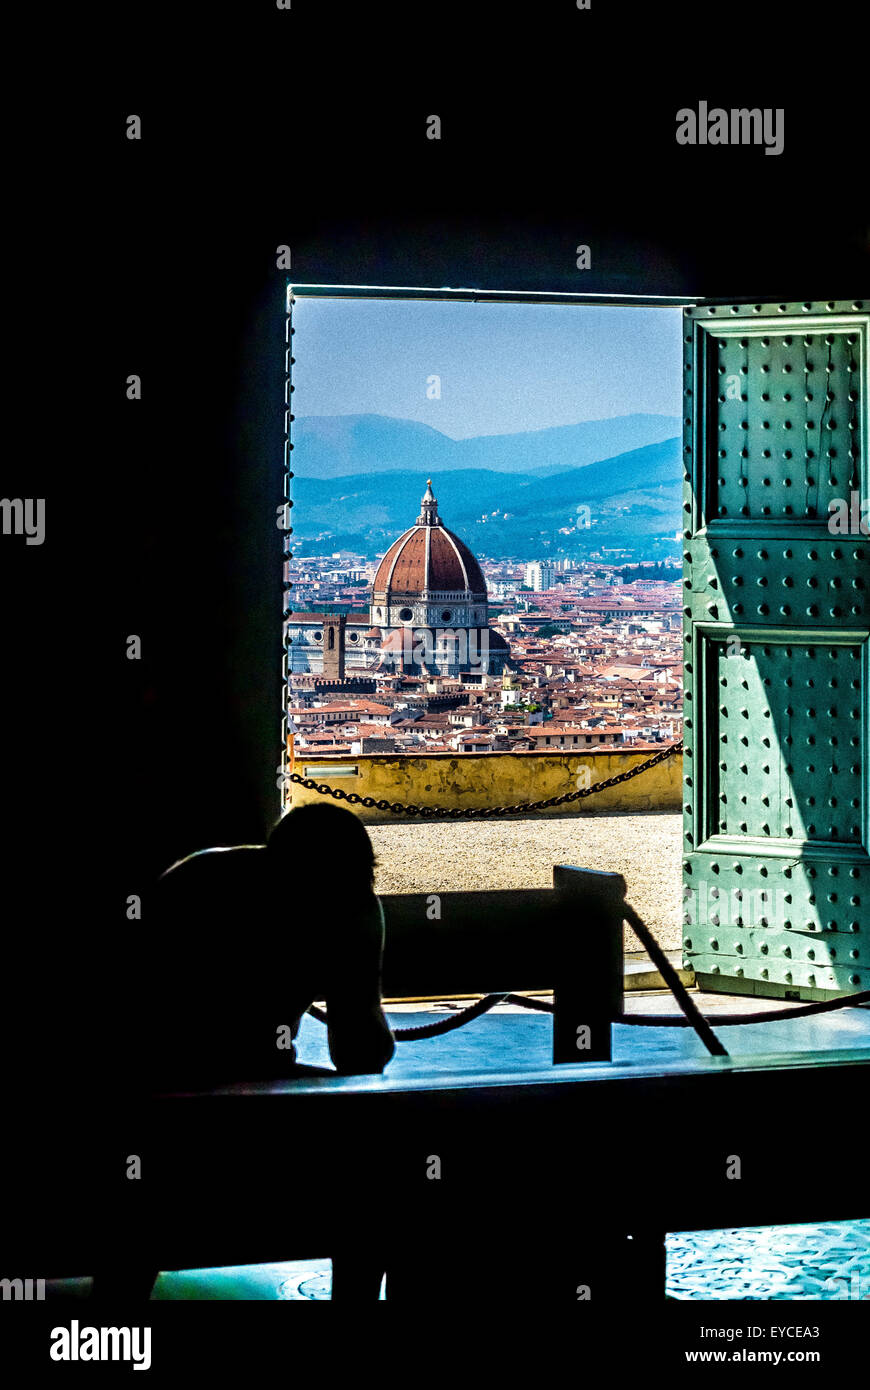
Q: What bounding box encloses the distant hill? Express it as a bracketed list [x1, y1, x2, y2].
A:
[295, 469, 512, 536]
[488, 437, 683, 513]
[292, 412, 682, 479]
[292, 436, 683, 558]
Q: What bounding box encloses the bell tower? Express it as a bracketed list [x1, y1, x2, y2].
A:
[321, 613, 346, 679]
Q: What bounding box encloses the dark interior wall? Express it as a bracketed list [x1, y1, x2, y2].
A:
[2, 3, 867, 1100]
[128, 5, 867, 876]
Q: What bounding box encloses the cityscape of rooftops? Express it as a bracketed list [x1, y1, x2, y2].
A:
[285, 300, 684, 757]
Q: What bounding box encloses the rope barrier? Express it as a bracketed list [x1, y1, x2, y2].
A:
[307, 906, 870, 1050]
[622, 902, 728, 1057]
[616, 991, 870, 1026]
[308, 995, 509, 1040]
[506, 991, 870, 1024]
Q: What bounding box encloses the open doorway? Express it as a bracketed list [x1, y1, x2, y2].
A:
[280, 287, 688, 946]
[280, 289, 868, 1003]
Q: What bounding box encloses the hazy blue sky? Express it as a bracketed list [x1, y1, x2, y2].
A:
[291, 299, 683, 439]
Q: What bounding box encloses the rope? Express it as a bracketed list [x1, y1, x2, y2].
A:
[284, 740, 682, 819]
[308, 995, 509, 1039]
[307, 908, 870, 1050]
[622, 991, 870, 1025]
[622, 902, 728, 1057]
[506, 991, 870, 1025]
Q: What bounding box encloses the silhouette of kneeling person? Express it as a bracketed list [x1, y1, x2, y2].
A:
[92, 803, 394, 1301]
[148, 802, 395, 1088]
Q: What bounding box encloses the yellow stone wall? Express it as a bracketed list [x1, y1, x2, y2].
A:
[289, 750, 682, 821]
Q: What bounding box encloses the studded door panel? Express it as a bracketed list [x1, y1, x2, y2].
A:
[682, 299, 869, 999]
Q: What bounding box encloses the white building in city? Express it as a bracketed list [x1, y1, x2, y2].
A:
[524, 561, 556, 591]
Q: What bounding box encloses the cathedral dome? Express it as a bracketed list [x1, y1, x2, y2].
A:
[372, 480, 487, 601]
[368, 480, 507, 676]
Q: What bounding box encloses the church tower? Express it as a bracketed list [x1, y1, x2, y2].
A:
[321, 613, 346, 679]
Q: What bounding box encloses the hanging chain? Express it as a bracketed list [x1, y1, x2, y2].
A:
[283, 739, 682, 819]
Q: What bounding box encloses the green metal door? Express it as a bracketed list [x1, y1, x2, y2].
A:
[682, 298, 869, 999]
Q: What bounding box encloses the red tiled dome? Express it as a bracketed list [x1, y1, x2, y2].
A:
[372, 481, 487, 598]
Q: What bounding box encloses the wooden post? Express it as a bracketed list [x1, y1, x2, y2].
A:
[552, 866, 625, 1065]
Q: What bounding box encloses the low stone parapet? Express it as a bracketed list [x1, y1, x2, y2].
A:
[289, 748, 682, 821]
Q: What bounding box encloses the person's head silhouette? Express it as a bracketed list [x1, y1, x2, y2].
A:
[267, 803, 377, 894]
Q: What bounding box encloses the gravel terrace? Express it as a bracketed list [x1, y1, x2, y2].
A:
[369, 811, 683, 953]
